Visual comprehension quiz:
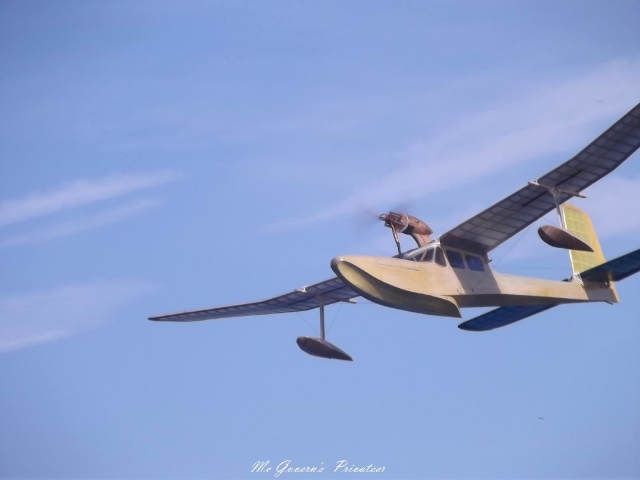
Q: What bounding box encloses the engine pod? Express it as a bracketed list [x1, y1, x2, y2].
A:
[538, 225, 594, 252]
[296, 337, 353, 361]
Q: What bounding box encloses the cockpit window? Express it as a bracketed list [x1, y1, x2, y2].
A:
[411, 250, 426, 262]
[411, 248, 434, 262]
[410, 247, 440, 265]
[465, 255, 484, 272]
[446, 250, 465, 269]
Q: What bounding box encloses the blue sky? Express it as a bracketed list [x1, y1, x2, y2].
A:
[1, 1, 640, 478]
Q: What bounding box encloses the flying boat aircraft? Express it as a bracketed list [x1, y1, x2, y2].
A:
[150, 102, 640, 361]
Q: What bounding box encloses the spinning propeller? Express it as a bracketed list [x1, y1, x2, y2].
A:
[379, 211, 434, 254]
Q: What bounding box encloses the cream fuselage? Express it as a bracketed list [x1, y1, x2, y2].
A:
[331, 253, 618, 318]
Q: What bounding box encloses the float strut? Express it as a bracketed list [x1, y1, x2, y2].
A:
[551, 188, 566, 229]
[319, 301, 325, 340]
[528, 181, 587, 229]
[295, 296, 353, 361]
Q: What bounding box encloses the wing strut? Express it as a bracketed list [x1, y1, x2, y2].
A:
[319, 301, 325, 340]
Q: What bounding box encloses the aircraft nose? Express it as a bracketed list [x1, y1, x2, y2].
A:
[330, 255, 377, 286]
[331, 255, 351, 281]
[331, 256, 361, 279]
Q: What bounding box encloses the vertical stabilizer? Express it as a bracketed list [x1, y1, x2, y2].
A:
[562, 203, 604, 275]
[562, 203, 605, 275]
[563, 203, 618, 301]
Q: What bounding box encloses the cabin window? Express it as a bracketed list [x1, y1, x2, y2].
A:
[435, 247, 446, 267]
[446, 250, 465, 269]
[465, 255, 484, 272]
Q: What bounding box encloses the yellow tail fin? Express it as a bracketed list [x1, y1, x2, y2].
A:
[563, 203, 619, 302]
[562, 203, 605, 275]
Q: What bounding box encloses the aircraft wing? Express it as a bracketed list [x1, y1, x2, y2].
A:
[148, 277, 357, 322]
[439, 103, 640, 255]
[457, 305, 557, 332]
[580, 248, 640, 283]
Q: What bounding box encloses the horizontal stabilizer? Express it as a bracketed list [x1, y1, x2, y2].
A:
[580, 248, 640, 283]
[458, 304, 558, 332]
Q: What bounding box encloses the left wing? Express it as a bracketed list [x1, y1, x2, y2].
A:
[148, 277, 357, 322]
[439, 102, 640, 255]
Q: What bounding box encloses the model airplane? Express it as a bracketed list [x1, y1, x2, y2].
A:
[150, 102, 640, 361]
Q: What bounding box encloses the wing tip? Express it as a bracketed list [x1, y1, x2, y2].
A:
[458, 322, 491, 332]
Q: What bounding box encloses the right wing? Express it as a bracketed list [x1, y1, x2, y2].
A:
[439, 102, 640, 255]
[148, 277, 357, 322]
[580, 248, 640, 283]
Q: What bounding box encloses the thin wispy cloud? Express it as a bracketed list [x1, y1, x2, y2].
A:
[0, 280, 156, 353]
[0, 170, 180, 227]
[272, 60, 640, 230]
[0, 198, 161, 248]
[584, 174, 640, 238]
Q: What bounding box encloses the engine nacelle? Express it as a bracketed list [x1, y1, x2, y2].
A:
[379, 211, 433, 247]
